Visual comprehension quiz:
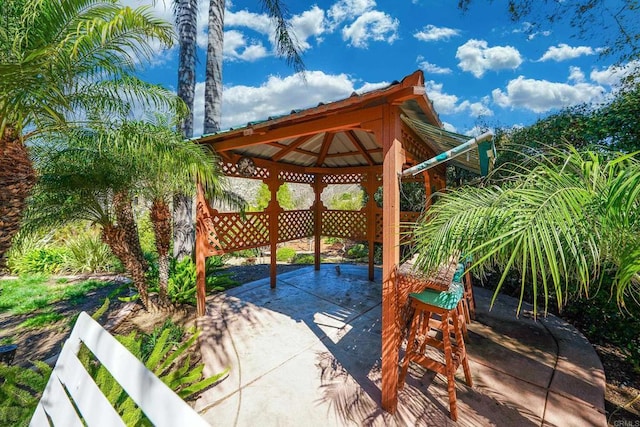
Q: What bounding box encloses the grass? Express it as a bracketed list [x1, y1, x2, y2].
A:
[18, 312, 65, 329]
[0, 275, 112, 316]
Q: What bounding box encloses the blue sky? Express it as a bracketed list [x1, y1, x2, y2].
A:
[125, 0, 636, 136]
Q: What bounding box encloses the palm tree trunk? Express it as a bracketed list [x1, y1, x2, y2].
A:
[173, 0, 199, 260]
[150, 199, 172, 304]
[0, 126, 36, 270]
[101, 223, 150, 309]
[204, 0, 225, 135]
[112, 191, 151, 308]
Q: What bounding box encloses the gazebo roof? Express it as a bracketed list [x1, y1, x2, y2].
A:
[196, 70, 449, 171]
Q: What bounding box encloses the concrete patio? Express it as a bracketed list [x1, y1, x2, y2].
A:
[194, 264, 606, 426]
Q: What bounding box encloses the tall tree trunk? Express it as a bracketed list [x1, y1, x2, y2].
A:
[112, 191, 151, 308]
[150, 199, 172, 304]
[173, 0, 198, 260]
[101, 223, 150, 310]
[203, 0, 225, 135]
[0, 126, 36, 270]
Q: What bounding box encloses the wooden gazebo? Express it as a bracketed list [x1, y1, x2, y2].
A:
[193, 70, 479, 413]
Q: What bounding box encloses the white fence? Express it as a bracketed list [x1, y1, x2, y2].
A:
[30, 312, 209, 427]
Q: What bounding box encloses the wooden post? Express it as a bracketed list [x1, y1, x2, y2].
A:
[195, 184, 207, 317]
[380, 105, 404, 413]
[266, 166, 281, 288]
[365, 170, 377, 281]
[313, 175, 325, 271]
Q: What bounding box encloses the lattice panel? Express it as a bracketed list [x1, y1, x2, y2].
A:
[220, 161, 270, 179]
[210, 212, 270, 251]
[321, 173, 365, 185]
[321, 210, 367, 239]
[278, 170, 315, 184]
[278, 210, 314, 243]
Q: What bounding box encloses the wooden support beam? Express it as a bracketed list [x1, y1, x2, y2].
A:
[313, 176, 326, 270]
[345, 130, 375, 166]
[210, 106, 383, 152]
[272, 134, 314, 161]
[316, 132, 335, 166]
[380, 105, 404, 414]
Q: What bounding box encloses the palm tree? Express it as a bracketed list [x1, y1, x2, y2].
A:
[202, 0, 304, 135]
[173, 0, 199, 261]
[109, 119, 240, 305]
[172, 0, 305, 260]
[412, 146, 640, 314]
[0, 0, 178, 269]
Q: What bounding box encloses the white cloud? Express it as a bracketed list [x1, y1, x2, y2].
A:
[456, 39, 522, 78]
[414, 25, 460, 42]
[425, 81, 492, 117]
[442, 122, 457, 133]
[342, 11, 399, 48]
[492, 76, 604, 113]
[418, 58, 452, 75]
[200, 71, 376, 132]
[223, 30, 268, 61]
[289, 6, 327, 50]
[568, 66, 585, 83]
[328, 0, 376, 29]
[539, 43, 595, 62]
[590, 61, 640, 86]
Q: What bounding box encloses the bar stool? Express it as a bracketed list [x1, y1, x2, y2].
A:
[398, 282, 473, 421]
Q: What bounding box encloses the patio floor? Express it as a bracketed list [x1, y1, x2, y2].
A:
[194, 264, 606, 426]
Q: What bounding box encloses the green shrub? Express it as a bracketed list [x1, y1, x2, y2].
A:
[62, 232, 122, 273]
[292, 254, 314, 264]
[230, 248, 260, 258]
[137, 212, 157, 261]
[78, 323, 228, 425]
[276, 247, 296, 263]
[152, 257, 238, 305]
[9, 247, 68, 275]
[0, 361, 52, 426]
[346, 243, 368, 259]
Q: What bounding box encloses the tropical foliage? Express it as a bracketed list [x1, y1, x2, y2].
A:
[0, 0, 179, 268]
[24, 119, 232, 308]
[412, 146, 640, 314]
[0, 361, 52, 426]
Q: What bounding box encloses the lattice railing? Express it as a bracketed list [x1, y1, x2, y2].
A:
[210, 212, 270, 251]
[278, 210, 314, 243]
[278, 170, 315, 184]
[220, 160, 270, 179]
[321, 210, 367, 240]
[322, 173, 365, 184]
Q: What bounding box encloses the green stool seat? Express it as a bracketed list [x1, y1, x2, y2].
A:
[409, 282, 464, 310]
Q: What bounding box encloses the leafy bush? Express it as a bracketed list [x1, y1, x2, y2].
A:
[137, 212, 157, 262]
[276, 247, 296, 263]
[140, 319, 185, 361]
[0, 361, 52, 426]
[293, 254, 314, 264]
[152, 257, 238, 305]
[9, 247, 68, 275]
[229, 248, 260, 258]
[62, 232, 122, 273]
[78, 322, 228, 425]
[328, 190, 364, 211]
[346, 243, 368, 259]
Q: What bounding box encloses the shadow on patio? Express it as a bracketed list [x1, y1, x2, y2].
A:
[194, 264, 605, 427]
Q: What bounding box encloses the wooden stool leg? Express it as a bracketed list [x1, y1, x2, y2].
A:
[441, 312, 458, 421]
[452, 305, 473, 388]
[399, 309, 421, 389]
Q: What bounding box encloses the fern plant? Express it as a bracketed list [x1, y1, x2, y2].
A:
[0, 361, 52, 427]
[78, 323, 228, 425]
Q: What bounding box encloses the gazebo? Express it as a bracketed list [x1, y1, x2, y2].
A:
[193, 70, 486, 413]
